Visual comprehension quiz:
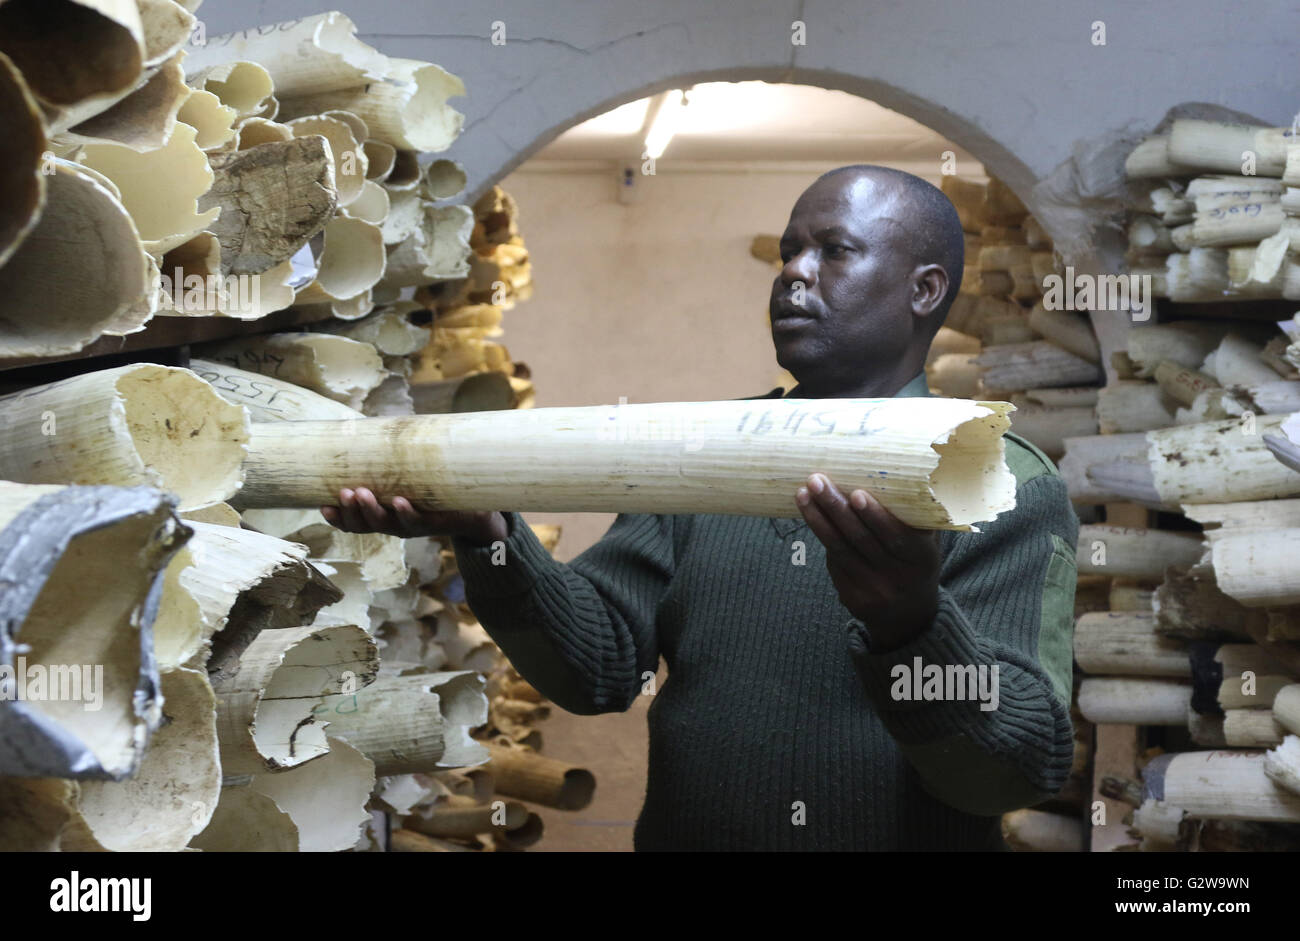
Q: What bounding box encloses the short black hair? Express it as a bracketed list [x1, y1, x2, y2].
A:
[815, 165, 965, 328]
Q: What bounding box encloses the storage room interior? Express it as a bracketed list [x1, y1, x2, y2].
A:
[0, 0, 1299, 858]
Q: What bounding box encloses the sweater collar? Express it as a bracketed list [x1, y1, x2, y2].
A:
[767, 370, 930, 537]
[893, 370, 933, 398]
[760, 370, 931, 400]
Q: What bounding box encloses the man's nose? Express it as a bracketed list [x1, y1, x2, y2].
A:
[780, 249, 816, 289]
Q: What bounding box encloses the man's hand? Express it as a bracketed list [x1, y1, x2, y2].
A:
[795, 472, 941, 651]
[320, 486, 508, 546]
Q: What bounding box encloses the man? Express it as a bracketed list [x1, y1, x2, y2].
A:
[322, 165, 1080, 851]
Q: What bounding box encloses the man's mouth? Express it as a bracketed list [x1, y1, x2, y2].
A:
[773, 296, 816, 316]
[772, 300, 818, 329]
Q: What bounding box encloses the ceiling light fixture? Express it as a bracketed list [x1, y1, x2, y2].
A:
[643, 88, 687, 160]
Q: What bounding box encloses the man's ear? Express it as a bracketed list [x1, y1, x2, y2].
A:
[910, 264, 948, 320]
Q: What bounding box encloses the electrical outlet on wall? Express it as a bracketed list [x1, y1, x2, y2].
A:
[616, 162, 644, 204]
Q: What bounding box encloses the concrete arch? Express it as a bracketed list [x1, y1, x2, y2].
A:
[472, 64, 1033, 201]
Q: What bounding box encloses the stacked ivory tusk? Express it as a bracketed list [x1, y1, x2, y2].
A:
[929, 174, 1104, 461]
[1060, 119, 1300, 847]
[176, 182, 583, 849]
[0, 6, 476, 356]
[364, 522, 595, 852]
[0, 5, 584, 852]
[230, 496, 589, 850]
[1056, 124, 1300, 848]
[1125, 119, 1300, 303]
[189, 187, 536, 419]
[0, 361, 385, 852]
[935, 168, 1300, 850]
[1072, 516, 1300, 849]
[408, 185, 537, 411]
[0, 350, 573, 851]
[1064, 531, 1300, 846]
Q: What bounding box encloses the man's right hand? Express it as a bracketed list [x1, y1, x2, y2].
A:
[320, 486, 508, 546]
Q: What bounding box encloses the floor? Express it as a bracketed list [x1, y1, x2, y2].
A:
[527, 666, 663, 852]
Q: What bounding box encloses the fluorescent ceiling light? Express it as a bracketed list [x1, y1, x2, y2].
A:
[643, 89, 686, 159]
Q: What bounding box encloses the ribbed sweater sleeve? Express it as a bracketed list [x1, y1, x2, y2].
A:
[846, 471, 1080, 816]
[451, 510, 673, 715]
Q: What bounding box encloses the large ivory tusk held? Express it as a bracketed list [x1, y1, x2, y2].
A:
[237, 398, 1019, 530]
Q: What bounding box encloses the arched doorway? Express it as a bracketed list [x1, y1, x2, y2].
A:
[466, 66, 1032, 207]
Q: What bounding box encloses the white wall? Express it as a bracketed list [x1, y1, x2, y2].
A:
[499, 167, 817, 408]
[199, 1, 1300, 210]
[500, 163, 898, 557]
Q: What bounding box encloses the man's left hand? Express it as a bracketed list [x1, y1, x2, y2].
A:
[796, 472, 942, 651]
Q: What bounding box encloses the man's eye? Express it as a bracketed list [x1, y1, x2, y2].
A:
[825, 243, 848, 256]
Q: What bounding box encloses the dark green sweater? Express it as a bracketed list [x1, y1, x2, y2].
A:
[453, 373, 1080, 850]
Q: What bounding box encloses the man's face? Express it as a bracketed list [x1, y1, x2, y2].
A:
[769, 173, 919, 387]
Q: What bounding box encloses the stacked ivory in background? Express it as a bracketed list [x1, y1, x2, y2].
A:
[188, 184, 583, 852]
[1047, 119, 1300, 851]
[930, 174, 1105, 462]
[0, 3, 473, 358]
[383, 524, 597, 853]
[1125, 119, 1300, 303]
[0, 232, 585, 851]
[189, 185, 535, 421]
[408, 185, 538, 413]
[1066, 371, 1300, 847]
[0, 362, 388, 852]
[1072, 506, 1300, 850]
[0, 1, 584, 852]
